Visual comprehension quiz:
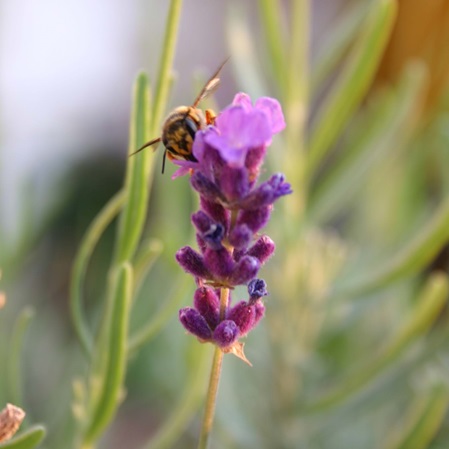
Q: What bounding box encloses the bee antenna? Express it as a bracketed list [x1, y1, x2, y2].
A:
[129, 137, 161, 157]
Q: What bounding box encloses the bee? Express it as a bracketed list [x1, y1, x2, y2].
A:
[130, 59, 228, 173]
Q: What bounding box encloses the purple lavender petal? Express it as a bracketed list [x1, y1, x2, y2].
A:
[218, 166, 249, 202]
[176, 246, 211, 279]
[228, 223, 252, 249]
[193, 287, 220, 329]
[192, 128, 224, 180]
[247, 235, 275, 264]
[255, 97, 286, 134]
[179, 307, 212, 340]
[205, 134, 248, 168]
[237, 206, 271, 233]
[229, 255, 260, 286]
[191, 127, 209, 163]
[232, 92, 252, 110]
[248, 278, 268, 301]
[213, 320, 240, 348]
[227, 301, 256, 336]
[171, 159, 199, 179]
[208, 106, 272, 167]
[204, 247, 235, 279]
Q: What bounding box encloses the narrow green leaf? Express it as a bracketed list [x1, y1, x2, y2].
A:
[0, 426, 46, 449]
[282, 0, 309, 222]
[8, 307, 34, 406]
[310, 63, 427, 223]
[151, 0, 183, 132]
[114, 74, 152, 264]
[333, 193, 449, 299]
[306, 273, 449, 412]
[307, 0, 397, 177]
[257, 0, 287, 91]
[132, 238, 163, 293]
[385, 385, 449, 449]
[70, 190, 125, 356]
[311, 3, 366, 94]
[84, 263, 133, 444]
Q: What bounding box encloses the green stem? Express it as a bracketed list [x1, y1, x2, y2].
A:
[284, 0, 309, 223]
[70, 190, 125, 356]
[151, 0, 183, 132]
[8, 307, 34, 406]
[197, 287, 230, 449]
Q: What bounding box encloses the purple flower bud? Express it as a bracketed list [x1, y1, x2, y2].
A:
[196, 234, 207, 254]
[240, 173, 292, 210]
[179, 307, 212, 341]
[227, 301, 256, 336]
[203, 223, 225, 250]
[228, 224, 252, 249]
[213, 320, 240, 348]
[176, 246, 211, 279]
[248, 278, 268, 301]
[191, 172, 226, 203]
[200, 198, 230, 230]
[204, 247, 235, 279]
[229, 256, 260, 285]
[191, 210, 213, 233]
[192, 212, 225, 250]
[253, 300, 265, 325]
[247, 235, 275, 264]
[194, 287, 220, 329]
[237, 206, 271, 233]
[245, 146, 267, 184]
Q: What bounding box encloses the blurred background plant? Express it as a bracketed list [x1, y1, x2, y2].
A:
[1, 0, 449, 448]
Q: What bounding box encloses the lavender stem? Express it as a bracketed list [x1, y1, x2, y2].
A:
[197, 287, 230, 449]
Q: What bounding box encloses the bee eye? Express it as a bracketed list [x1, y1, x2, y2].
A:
[185, 116, 199, 140]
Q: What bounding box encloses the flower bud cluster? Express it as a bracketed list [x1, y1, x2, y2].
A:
[176, 93, 291, 353]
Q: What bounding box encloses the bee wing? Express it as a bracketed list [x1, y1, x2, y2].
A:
[129, 137, 161, 157]
[194, 78, 221, 106]
[191, 57, 229, 108]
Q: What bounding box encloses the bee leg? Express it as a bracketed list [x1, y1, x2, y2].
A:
[162, 149, 167, 174]
[205, 109, 217, 125]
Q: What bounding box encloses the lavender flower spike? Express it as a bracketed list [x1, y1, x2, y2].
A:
[175, 92, 291, 361]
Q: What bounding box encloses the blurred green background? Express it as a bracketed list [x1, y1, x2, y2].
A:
[2, 0, 449, 448]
